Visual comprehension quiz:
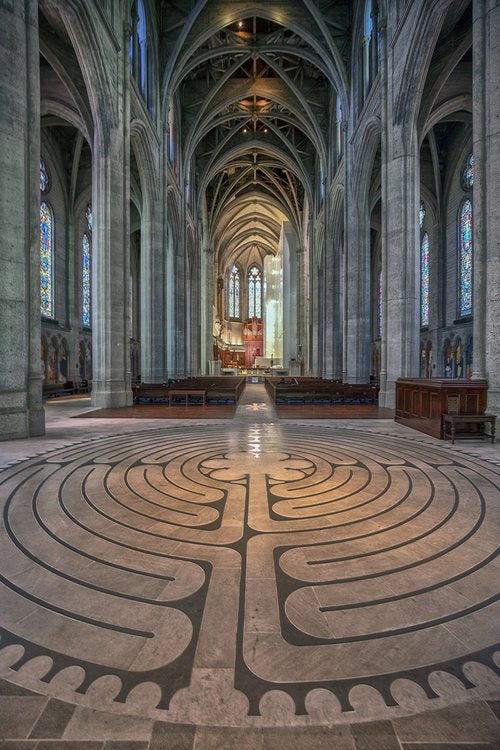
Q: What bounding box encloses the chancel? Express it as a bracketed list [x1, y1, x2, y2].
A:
[0, 0, 499, 746]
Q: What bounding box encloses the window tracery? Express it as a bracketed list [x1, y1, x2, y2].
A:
[40, 159, 49, 192]
[248, 266, 262, 319]
[229, 266, 240, 318]
[462, 153, 474, 190]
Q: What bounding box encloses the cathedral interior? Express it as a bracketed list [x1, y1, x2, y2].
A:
[0, 0, 499, 746]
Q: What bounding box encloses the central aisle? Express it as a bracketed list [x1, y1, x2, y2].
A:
[234, 381, 277, 421]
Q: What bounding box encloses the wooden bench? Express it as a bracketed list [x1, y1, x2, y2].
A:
[43, 382, 76, 399]
[169, 389, 206, 406]
[442, 413, 496, 444]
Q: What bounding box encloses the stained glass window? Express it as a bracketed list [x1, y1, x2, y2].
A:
[378, 270, 382, 337]
[419, 202, 425, 229]
[138, 0, 146, 95]
[229, 266, 240, 318]
[336, 96, 342, 160]
[82, 234, 91, 327]
[248, 266, 262, 318]
[463, 154, 474, 189]
[129, 275, 133, 338]
[86, 204, 93, 231]
[459, 200, 473, 316]
[40, 202, 54, 317]
[40, 159, 48, 192]
[421, 232, 429, 326]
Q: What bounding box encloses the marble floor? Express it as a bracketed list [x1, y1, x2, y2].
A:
[0, 385, 499, 748]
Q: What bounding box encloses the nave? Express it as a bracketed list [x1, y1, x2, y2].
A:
[0, 389, 499, 746]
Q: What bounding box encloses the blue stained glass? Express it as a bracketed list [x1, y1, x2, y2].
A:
[463, 154, 474, 189]
[40, 202, 53, 317]
[460, 200, 473, 316]
[229, 266, 240, 317]
[82, 234, 91, 327]
[40, 159, 48, 191]
[86, 204, 93, 231]
[421, 232, 429, 326]
[419, 202, 425, 229]
[378, 270, 382, 337]
[129, 275, 133, 338]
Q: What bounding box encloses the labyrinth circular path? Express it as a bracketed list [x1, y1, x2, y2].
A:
[0, 424, 499, 725]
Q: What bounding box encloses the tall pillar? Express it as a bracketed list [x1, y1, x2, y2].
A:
[296, 245, 307, 372]
[282, 222, 298, 367]
[343, 179, 371, 384]
[140, 197, 164, 382]
[91, 30, 132, 407]
[201, 244, 214, 375]
[323, 224, 343, 380]
[472, 0, 500, 414]
[379, 145, 419, 409]
[379, 15, 419, 408]
[0, 0, 44, 440]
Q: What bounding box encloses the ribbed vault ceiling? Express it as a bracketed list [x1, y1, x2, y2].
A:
[162, 1, 351, 272]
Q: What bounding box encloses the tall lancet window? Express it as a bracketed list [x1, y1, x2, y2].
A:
[248, 265, 262, 319]
[82, 204, 92, 327]
[82, 235, 91, 327]
[420, 233, 429, 326]
[40, 202, 54, 317]
[378, 270, 382, 338]
[459, 200, 473, 317]
[229, 265, 240, 318]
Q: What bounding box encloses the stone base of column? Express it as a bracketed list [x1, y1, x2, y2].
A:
[29, 407, 45, 437]
[378, 379, 396, 409]
[486, 387, 500, 417]
[0, 391, 45, 440]
[91, 389, 133, 409]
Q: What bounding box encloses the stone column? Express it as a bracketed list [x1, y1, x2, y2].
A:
[378, 14, 419, 408]
[201, 244, 214, 375]
[309, 256, 320, 375]
[472, 0, 500, 414]
[296, 245, 307, 373]
[0, 0, 44, 439]
[343, 174, 371, 384]
[323, 217, 343, 380]
[140, 196, 165, 382]
[91, 28, 132, 407]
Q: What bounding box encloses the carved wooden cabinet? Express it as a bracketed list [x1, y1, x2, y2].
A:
[395, 378, 488, 439]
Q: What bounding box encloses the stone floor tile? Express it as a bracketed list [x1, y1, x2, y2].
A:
[488, 701, 500, 721]
[392, 701, 500, 743]
[0, 742, 38, 750]
[261, 725, 355, 749]
[103, 743, 149, 749]
[62, 708, 153, 741]
[350, 719, 400, 749]
[0, 696, 47, 739]
[150, 721, 195, 750]
[193, 726, 265, 750]
[29, 699, 76, 739]
[36, 743, 104, 750]
[401, 744, 496, 750]
[0, 681, 39, 697]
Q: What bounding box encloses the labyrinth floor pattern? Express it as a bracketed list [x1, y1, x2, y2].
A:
[0, 423, 499, 728]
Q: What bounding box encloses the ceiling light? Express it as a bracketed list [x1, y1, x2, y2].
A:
[238, 21, 243, 27]
[243, 128, 247, 133]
